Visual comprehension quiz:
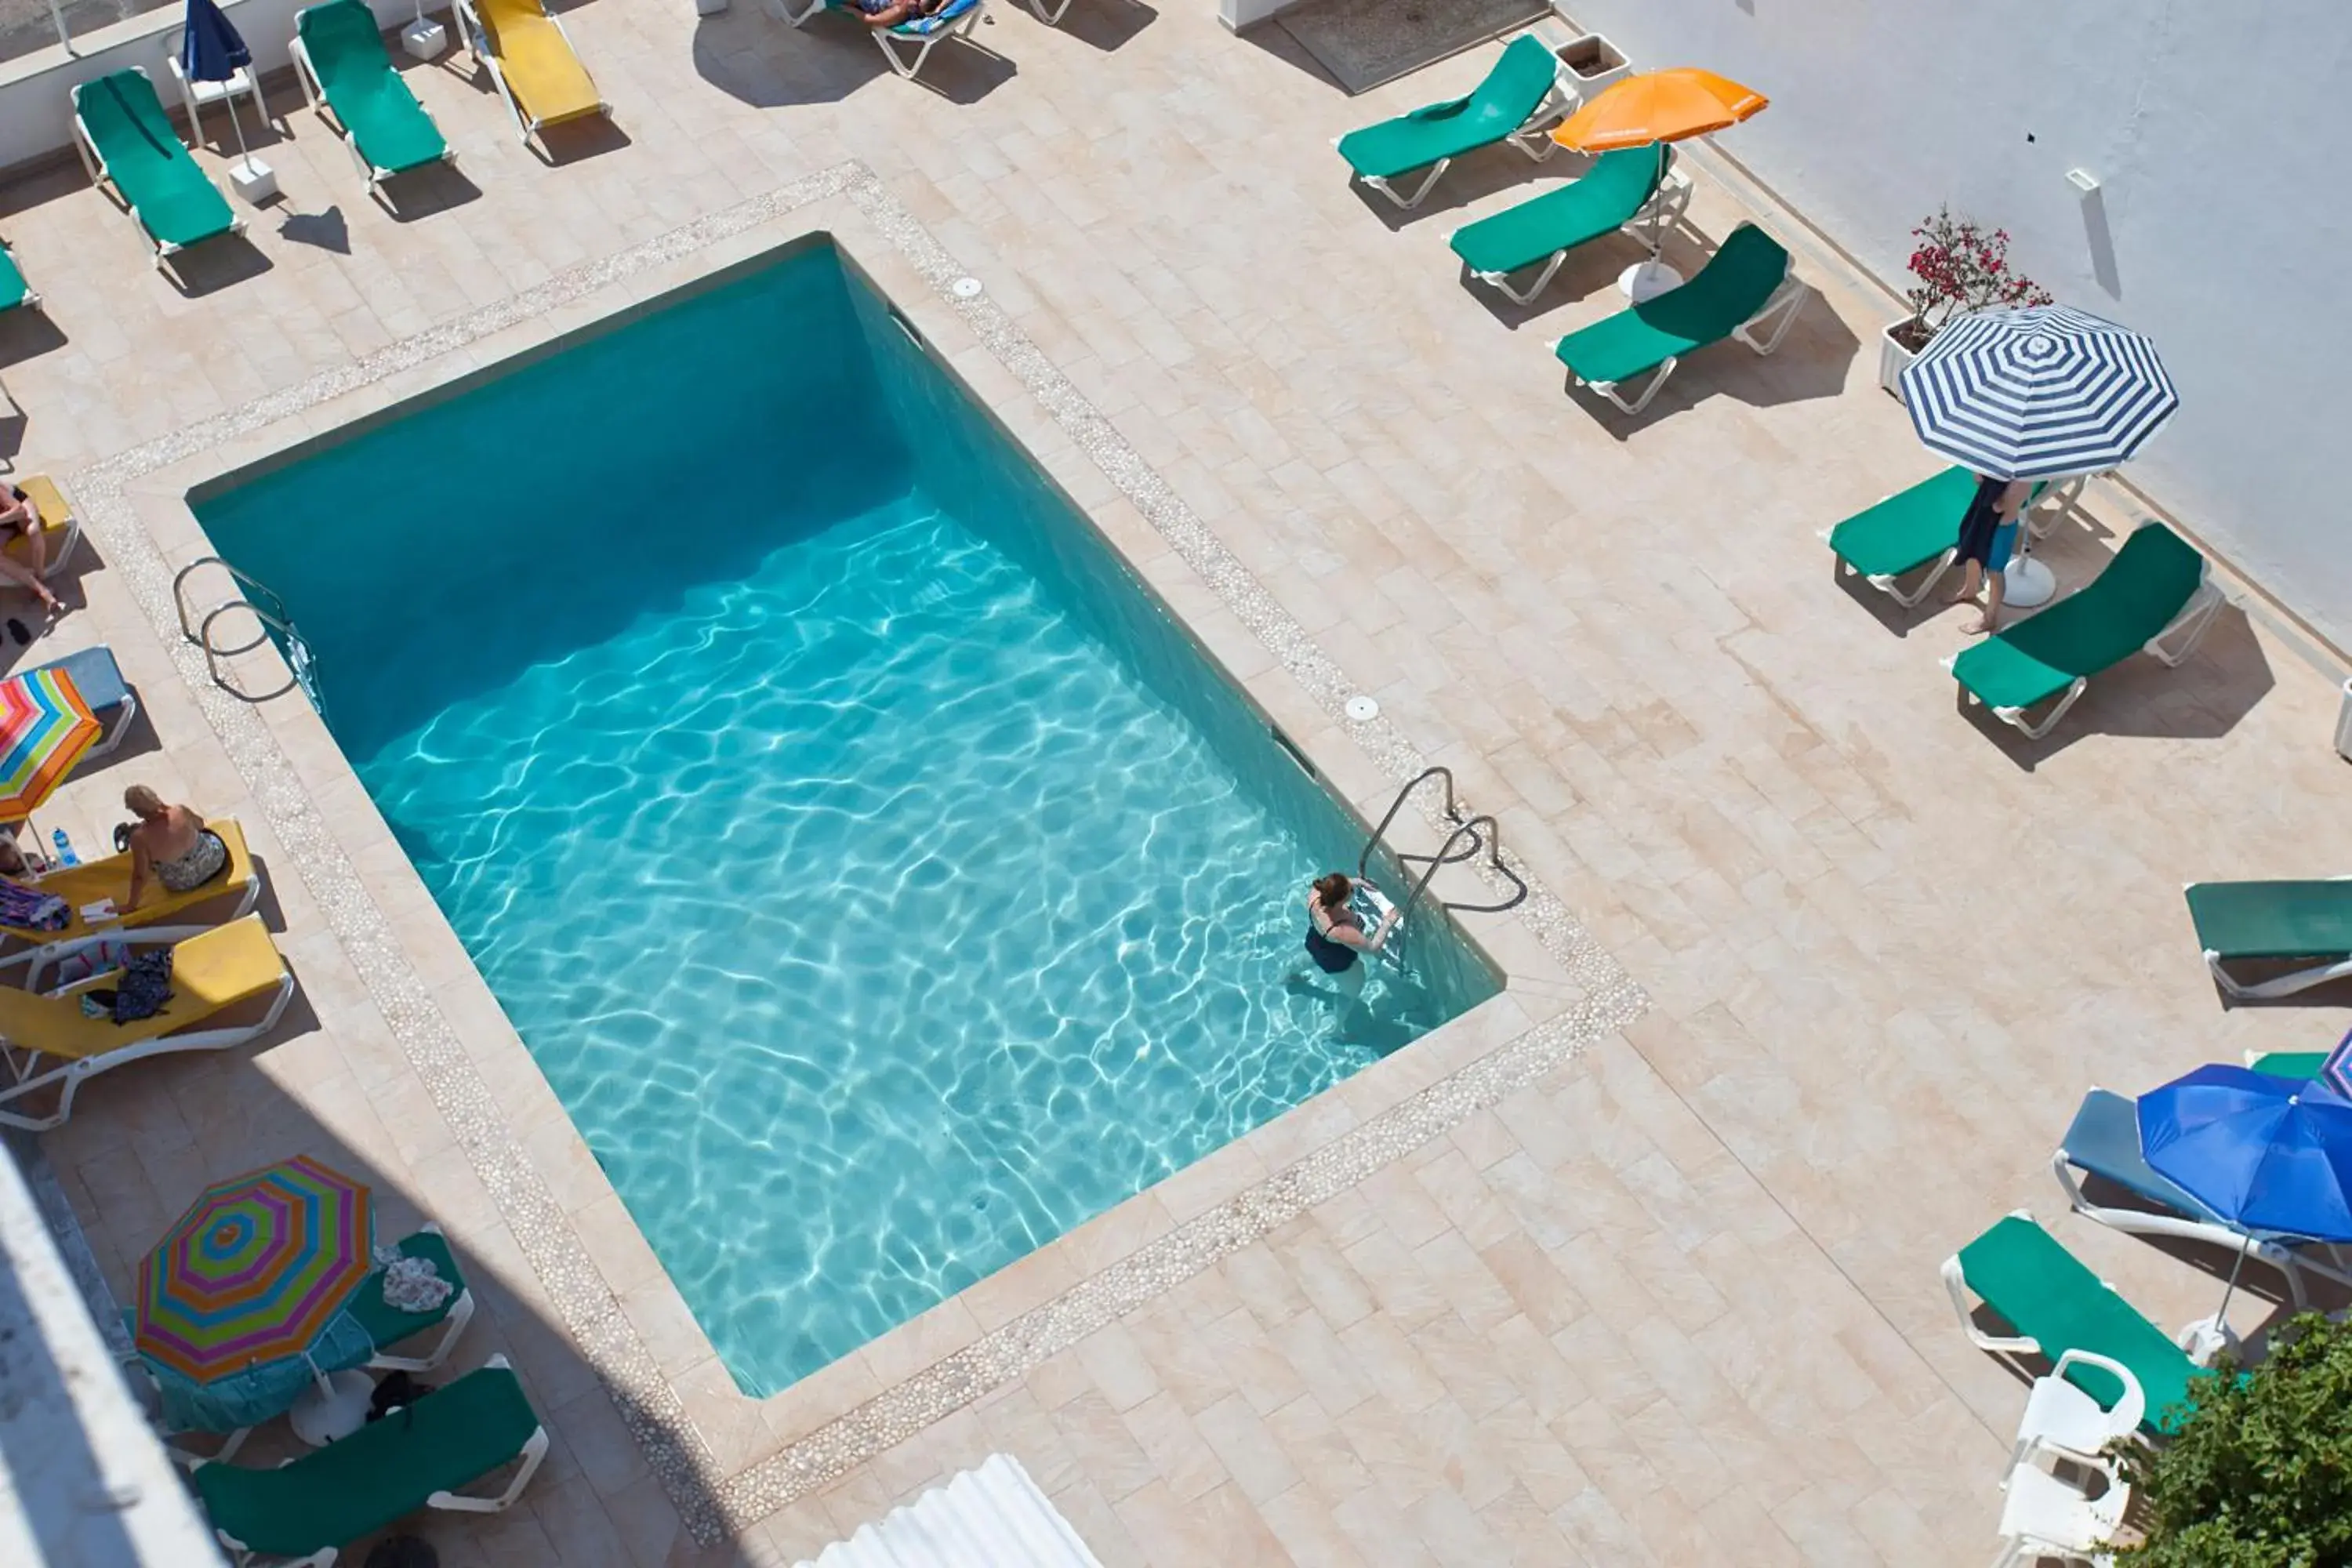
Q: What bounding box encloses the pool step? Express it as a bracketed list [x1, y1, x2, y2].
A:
[795, 1454, 1103, 1568]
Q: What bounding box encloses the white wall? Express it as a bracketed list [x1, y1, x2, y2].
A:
[0, 0, 421, 176]
[1561, 0, 2352, 653]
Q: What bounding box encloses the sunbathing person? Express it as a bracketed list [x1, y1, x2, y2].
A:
[123, 785, 230, 911]
[0, 485, 62, 617]
[849, 0, 946, 26]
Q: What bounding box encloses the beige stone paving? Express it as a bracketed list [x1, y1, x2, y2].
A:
[4, 4, 2350, 1566]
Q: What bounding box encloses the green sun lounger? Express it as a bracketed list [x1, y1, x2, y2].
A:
[2246, 1050, 2331, 1079]
[1822, 467, 2085, 608]
[1449, 143, 1685, 306]
[0, 243, 37, 314]
[1334, 34, 1569, 211]
[1549, 223, 1809, 415]
[1944, 1212, 2209, 1436]
[292, 0, 456, 194]
[1945, 521, 2220, 739]
[71, 69, 243, 274]
[194, 1356, 547, 1566]
[2187, 880, 2352, 1000]
[347, 1224, 478, 1372]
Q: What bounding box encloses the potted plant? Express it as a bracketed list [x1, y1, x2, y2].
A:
[1880, 208, 2053, 401]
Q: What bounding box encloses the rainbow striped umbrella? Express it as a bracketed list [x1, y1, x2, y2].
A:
[0, 666, 101, 820]
[134, 1156, 376, 1428]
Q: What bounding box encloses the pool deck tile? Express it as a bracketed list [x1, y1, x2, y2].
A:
[3, 4, 2349, 1565]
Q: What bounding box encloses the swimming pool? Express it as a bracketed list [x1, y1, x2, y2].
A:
[194, 241, 1501, 1394]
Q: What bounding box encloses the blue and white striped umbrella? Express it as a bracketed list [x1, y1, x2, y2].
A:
[1900, 305, 2178, 481]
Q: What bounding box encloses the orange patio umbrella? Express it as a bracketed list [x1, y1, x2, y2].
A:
[1551, 68, 1769, 153]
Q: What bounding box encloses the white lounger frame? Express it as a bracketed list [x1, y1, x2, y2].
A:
[452, 0, 612, 149]
[1944, 554, 2227, 740]
[0, 924, 292, 1131]
[771, 0, 991, 80]
[2050, 1122, 2351, 1312]
[1554, 272, 1812, 416]
[1820, 474, 2088, 609]
[208, 1355, 548, 1568]
[1334, 66, 1576, 212]
[289, 17, 461, 197]
[68, 70, 248, 279]
[1457, 165, 1694, 307]
[1016, 0, 1069, 20]
[2196, 873, 2352, 1000]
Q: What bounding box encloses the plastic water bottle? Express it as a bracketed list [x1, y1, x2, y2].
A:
[50, 827, 76, 868]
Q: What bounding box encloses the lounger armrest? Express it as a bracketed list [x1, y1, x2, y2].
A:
[427, 1423, 549, 1514]
[2049, 1146, 2093, 1213]
[41, 923, 214, 964]
[1940, 1254, 2038, 1354]
[2050, 1348, 2145, 1432]
[1732, 276, 1811, 357]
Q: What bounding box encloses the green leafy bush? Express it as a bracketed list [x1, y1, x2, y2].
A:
[2116, 1311, 2352, 1566]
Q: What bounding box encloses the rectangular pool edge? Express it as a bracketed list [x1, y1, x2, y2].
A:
[93, 180, 1611, 1504]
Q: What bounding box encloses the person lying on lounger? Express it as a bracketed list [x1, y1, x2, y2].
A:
[848, 0, 946, 26]
[0, 486, 62, 618]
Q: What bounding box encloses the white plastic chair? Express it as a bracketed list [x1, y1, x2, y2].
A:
[2005, 1348, 2144, 1484]
[1994, 1464, 2126, 1568]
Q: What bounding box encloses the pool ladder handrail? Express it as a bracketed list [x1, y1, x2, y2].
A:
[1357, 766, 1528, 927]
[171, 557, 325, 713]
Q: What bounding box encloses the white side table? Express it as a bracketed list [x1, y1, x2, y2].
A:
[402, 17, 448, 59]
[164, 53, 261, 152]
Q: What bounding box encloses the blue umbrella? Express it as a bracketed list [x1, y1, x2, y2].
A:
[1900, 304, 2179, 482]
[181, 0, 256, 172]
[2139, 1064, 2352, 1350]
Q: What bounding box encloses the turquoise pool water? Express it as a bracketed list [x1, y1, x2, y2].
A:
[194, 243, 1501, 1394]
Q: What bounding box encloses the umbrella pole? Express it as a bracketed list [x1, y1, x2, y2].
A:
[2213, 1232, 2252, 1327]
[223, 96, 255, 179]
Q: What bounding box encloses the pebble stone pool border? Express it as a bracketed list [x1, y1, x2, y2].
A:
[64, 162, 1649, 1543]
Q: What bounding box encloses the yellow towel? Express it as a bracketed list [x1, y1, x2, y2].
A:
[0, 913, 286, 1063]
[477, 0, 603, 130]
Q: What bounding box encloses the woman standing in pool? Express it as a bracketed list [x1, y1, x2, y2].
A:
[1288, 872, 1401, 1012]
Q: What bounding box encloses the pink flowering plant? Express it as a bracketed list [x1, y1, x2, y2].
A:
[1892, 207, 2055, 350]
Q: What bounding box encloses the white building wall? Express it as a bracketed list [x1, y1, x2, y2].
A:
[1562, 0, 2352, 651]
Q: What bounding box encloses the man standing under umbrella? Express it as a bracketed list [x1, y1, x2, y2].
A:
[1948, 472, 2033, 633]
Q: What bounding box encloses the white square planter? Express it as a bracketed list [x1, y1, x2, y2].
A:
[402, 18, 448, 59]
[1879, 322, 1921, 402]
[227, 158, 277, 206]
[1552, 31, 1630, 100]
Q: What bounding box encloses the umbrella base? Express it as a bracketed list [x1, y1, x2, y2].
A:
[2002, 554, 2056, 609]
[2175, 1313, 2241, 1368]
[227, 158, 278, 207]
[290, 1367, 373, 1446]
[1618, 260, 1682, 303]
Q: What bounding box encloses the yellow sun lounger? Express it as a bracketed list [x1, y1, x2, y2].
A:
[0, 818, 261, 972]
[0, 913, 294, 1131]
[4, 474, 80, 583]
[454, 0, 610, 151]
